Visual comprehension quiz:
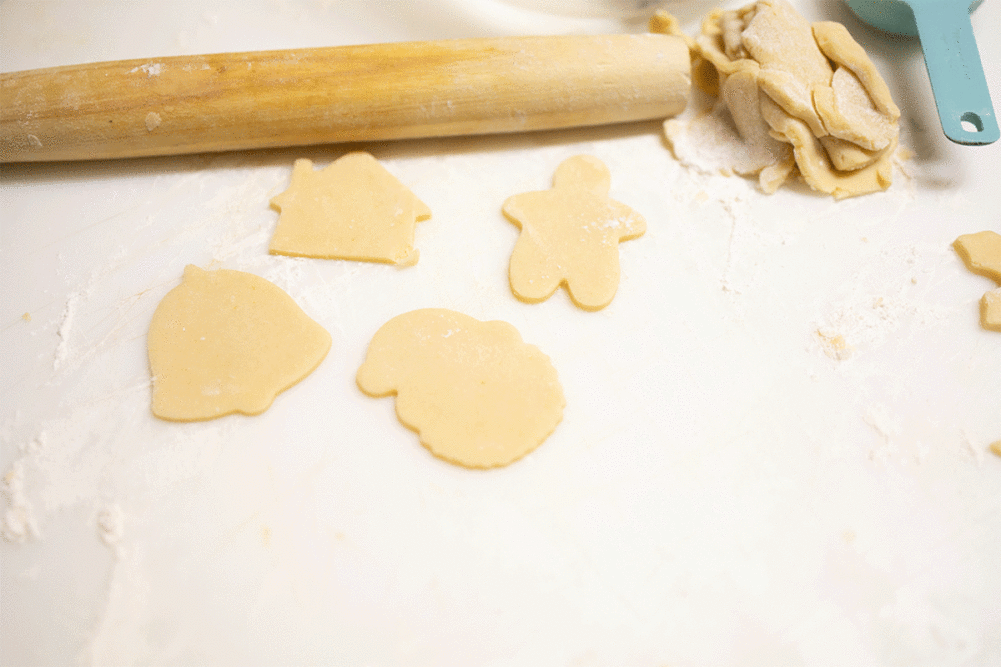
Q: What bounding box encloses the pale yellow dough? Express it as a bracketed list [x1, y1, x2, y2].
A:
[953, 231, 1001, 332]
[356, 309, 565, 469]
[269, 152, 431, 265]
[148, 265, 331, 421]
[982, 289, 1001, 332]
[954, 231, 1001, 283]
[652, 0, 900, 198]
[503, 155, 646, 311]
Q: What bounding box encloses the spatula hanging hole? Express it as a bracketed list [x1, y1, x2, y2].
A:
[961, 112, 984, 133]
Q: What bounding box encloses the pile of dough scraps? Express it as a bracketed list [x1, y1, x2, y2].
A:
[953, 230, 1001, 332]
[651, 0, 901, 199]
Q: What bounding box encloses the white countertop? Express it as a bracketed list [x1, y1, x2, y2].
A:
[2, 1, 1000, 665]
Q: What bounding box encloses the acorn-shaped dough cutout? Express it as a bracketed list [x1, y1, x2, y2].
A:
[503, 155, 646, 311]
[148, 265, 331, 421]
[356, 308, 565, 468]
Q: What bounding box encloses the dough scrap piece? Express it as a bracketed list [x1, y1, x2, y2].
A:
[761, 95, 895, 200]
[814, 66, 898, 152]
[356, 309, 565, 469]
[148, 265, 331, 421]
[953, 231, 1001, 282]
[502, 155, 646, 311]
[813, 21, 900, 120]
[741, 0, 833, 138]
[269, 153, 431, 266]
[981, 288, 1001, 332]
[651, 0, 900, 198]
[953, 231, 1001, 332]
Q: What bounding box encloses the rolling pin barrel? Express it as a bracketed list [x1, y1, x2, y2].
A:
[0, 34, 690, 162]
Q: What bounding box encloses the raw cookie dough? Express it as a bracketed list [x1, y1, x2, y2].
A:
[356, 308, 565, 468]
[502, 155, 646, 311]
[269, 152, 431, 266]
[953, 231, 1001, 332]
[652, 0, 899, 198]
[148, 265, 331, 421]
[982, 289, 1001, 332]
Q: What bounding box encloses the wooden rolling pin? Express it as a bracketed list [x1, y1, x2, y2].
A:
[0, 34, 690, 163]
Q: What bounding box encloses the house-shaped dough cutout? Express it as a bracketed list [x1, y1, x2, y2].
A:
[269, 152, 431, 266]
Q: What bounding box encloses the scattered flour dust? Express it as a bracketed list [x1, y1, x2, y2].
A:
[145, 112, 162, 132]
[681, 169, 795, 300]
[665, 93, 786, 181]
[97, 503, 125, 554]
[129, 63, 162, 77]
[716, 178, 754, 295]
[1, 159, 327, 659]
[813, 243, 951, 361]
[262, 255, 310, 295]
[54, 290, 85, 371]
[2, 457, 40, 543]
[86, 546, 153, 667]
[961, 430, 986, 468]
[864, 403, 902, 462]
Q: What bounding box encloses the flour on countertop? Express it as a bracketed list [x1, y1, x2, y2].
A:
[86, 547, 153, 667]
[2, 458, 40, 543]
[717, 180, 753, 295]
[961, 430, 986, 468]
[262, 256, 310, 295]
[54, 291, 82, 371]
[666, 94, 787, 180]
[97, 503, 125, 553]
[864, 403, 901, 462]
[812, 243, 952, 361]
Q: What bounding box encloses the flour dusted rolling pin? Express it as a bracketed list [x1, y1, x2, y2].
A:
[0, 34, 690, 163]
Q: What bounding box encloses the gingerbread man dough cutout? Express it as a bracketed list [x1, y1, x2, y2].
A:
[953, 230, 1001, 332]
[502, 155, 646, 311]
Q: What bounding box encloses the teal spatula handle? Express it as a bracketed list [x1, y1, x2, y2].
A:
[912, 0, 998, 145]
